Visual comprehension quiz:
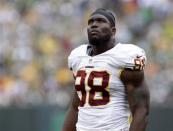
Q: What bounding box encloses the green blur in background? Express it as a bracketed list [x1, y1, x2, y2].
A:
[0, 106, 173, 131]
[0, 0, 173, 130]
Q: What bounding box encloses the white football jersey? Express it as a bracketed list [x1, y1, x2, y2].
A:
[68, 43, 147, 131]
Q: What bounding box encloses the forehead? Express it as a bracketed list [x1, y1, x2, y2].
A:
[88, 14, 110, 23]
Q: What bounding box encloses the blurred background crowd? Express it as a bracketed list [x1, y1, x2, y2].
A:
[0, 0, 173, 108]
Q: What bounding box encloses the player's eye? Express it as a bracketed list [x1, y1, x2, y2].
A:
[88, 19, 94, 25]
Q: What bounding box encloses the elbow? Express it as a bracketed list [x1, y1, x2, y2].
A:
[134, 105, 150, 121]
[142, 106, 149, 125]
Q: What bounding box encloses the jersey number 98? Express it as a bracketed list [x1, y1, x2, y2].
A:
[75, 70, 110, 107]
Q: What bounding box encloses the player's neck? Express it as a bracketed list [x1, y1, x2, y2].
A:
[90, 39, 116, 56]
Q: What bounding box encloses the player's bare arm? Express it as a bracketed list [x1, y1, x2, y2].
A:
[62, 90, 79, 131]
[65, 8, 148, 131]
[120, 69, 150, 131]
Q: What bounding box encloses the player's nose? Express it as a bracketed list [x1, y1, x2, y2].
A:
[91, 21, 98, 28]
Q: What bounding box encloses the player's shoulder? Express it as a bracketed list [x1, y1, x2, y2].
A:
[116, 43, 147, 70]
[115, 43, 146, 59]
[68, 44, 87, 71]
[69, 44, 87, 59]
[117, 43, 145, 54]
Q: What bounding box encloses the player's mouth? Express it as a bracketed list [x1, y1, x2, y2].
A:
[90, 30, 100, 35]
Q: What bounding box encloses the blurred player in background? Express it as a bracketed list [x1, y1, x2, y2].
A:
[63, 8, 149, 131]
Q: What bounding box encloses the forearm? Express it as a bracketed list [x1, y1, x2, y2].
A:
[129, 107, 149, 131]
[62, 106, 78, 131]
[120, 69, 150, 131]
[62, 90, 79, 131]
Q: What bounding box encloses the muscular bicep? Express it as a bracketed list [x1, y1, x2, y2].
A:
[120, 69, 144, 87]
[120, 69, 150, 115]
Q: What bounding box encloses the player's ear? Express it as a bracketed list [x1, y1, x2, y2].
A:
[112, 27, 116, 35]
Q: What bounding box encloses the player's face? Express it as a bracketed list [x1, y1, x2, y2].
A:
[87, 14, 114, 45]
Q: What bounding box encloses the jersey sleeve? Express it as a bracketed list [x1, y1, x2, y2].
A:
[67, 45, 86, 72]
[68, 50, 78, 77]
[68, 47, 78, 71]
[123, 46, 147, 71]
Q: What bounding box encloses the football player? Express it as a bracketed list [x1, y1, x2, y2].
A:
[63, 8, 149, 131]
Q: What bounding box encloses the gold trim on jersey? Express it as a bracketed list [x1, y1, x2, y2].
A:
[118, 69, 124, 78]
[128, 114, 133, 124]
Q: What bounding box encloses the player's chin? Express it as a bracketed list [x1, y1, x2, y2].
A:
[88, 34, 100, 40]
[88, 36, 100, 44]
[90, 35, 99, 40]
